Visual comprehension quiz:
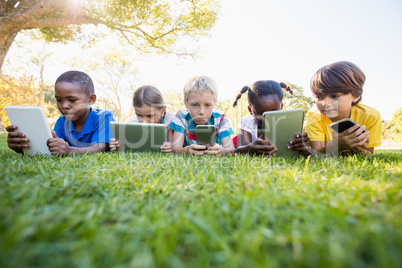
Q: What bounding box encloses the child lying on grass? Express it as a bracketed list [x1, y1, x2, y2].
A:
[7, 70, 114, 155]
[306, 61, 382, 155]
[233, 80, 311, 156]
[170, 75, 235, 156]
[110, 85, 174, 153]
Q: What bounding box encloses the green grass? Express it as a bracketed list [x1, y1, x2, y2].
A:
[0, 132, 401, 267]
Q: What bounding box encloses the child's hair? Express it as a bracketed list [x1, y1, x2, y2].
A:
[233, 80, 292, 107]
[55, 70, 95, 95]
[310, 61, 365, 105]
[133, 85, 165, 110]
[183, 75, 218, 103]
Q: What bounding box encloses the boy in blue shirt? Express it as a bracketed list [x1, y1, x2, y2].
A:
[7, 70, 114, 155]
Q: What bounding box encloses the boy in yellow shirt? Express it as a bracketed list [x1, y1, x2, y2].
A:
[306, 61, 382, 154]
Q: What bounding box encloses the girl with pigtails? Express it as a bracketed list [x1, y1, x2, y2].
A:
[233, 80, 311, 156]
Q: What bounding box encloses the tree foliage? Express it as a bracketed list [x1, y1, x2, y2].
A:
[383, 108, 402, 143]
[0, 74, 58, 130]
[282, 82, 315, 115]
[73, 48, 140, 122]
[0, 0, 219, 70]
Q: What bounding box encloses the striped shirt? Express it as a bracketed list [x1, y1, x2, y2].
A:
[170, 109, 234, 146]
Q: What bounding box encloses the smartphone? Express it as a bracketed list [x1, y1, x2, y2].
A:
[196, 125, 216, 147]
[330, 118, 366, 133]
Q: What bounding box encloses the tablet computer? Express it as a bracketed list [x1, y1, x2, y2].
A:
[110, 122, 165, 152]
[4, 106, 52, 155]
[262, 109, 304, 157]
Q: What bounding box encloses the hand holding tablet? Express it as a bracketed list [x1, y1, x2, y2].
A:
[5, 106, 52, 155]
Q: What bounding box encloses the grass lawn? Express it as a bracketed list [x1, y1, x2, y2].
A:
[0, 132, 401, 267]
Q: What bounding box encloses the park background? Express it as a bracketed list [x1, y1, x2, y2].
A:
[0, 1, 401, 267]
[0, 0, 401, 146]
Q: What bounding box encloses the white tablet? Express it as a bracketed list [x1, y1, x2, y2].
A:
[5, 106, 52, 155]
[110, 122, 165, 152]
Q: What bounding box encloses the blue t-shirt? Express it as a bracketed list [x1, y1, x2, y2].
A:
[53, 108, 115, 147]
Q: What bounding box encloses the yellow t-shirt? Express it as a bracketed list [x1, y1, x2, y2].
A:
[306, 103, 382, 148]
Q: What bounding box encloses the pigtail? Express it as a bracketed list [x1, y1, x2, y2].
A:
[233, 86, 250, 107]
[280, 82, 293, 95]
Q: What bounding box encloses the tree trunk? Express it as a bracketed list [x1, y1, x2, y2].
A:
[0, 0, 71, 72]
[0, 30, 19, 73]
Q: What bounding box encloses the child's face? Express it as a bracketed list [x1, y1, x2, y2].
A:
[135, 105, 166, 124]
[248, 95, 283, 127]
[185, 91, 215, 125]
[313, 92, 360, 122]
[55, 82, 95, 122]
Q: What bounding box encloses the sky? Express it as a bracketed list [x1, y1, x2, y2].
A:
[134, 0, 402, 120]
[4, 0, 402, 120]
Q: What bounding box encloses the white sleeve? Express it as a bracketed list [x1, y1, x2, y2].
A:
[131, 115, 139, 123]
[239, 114, 255, 133]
